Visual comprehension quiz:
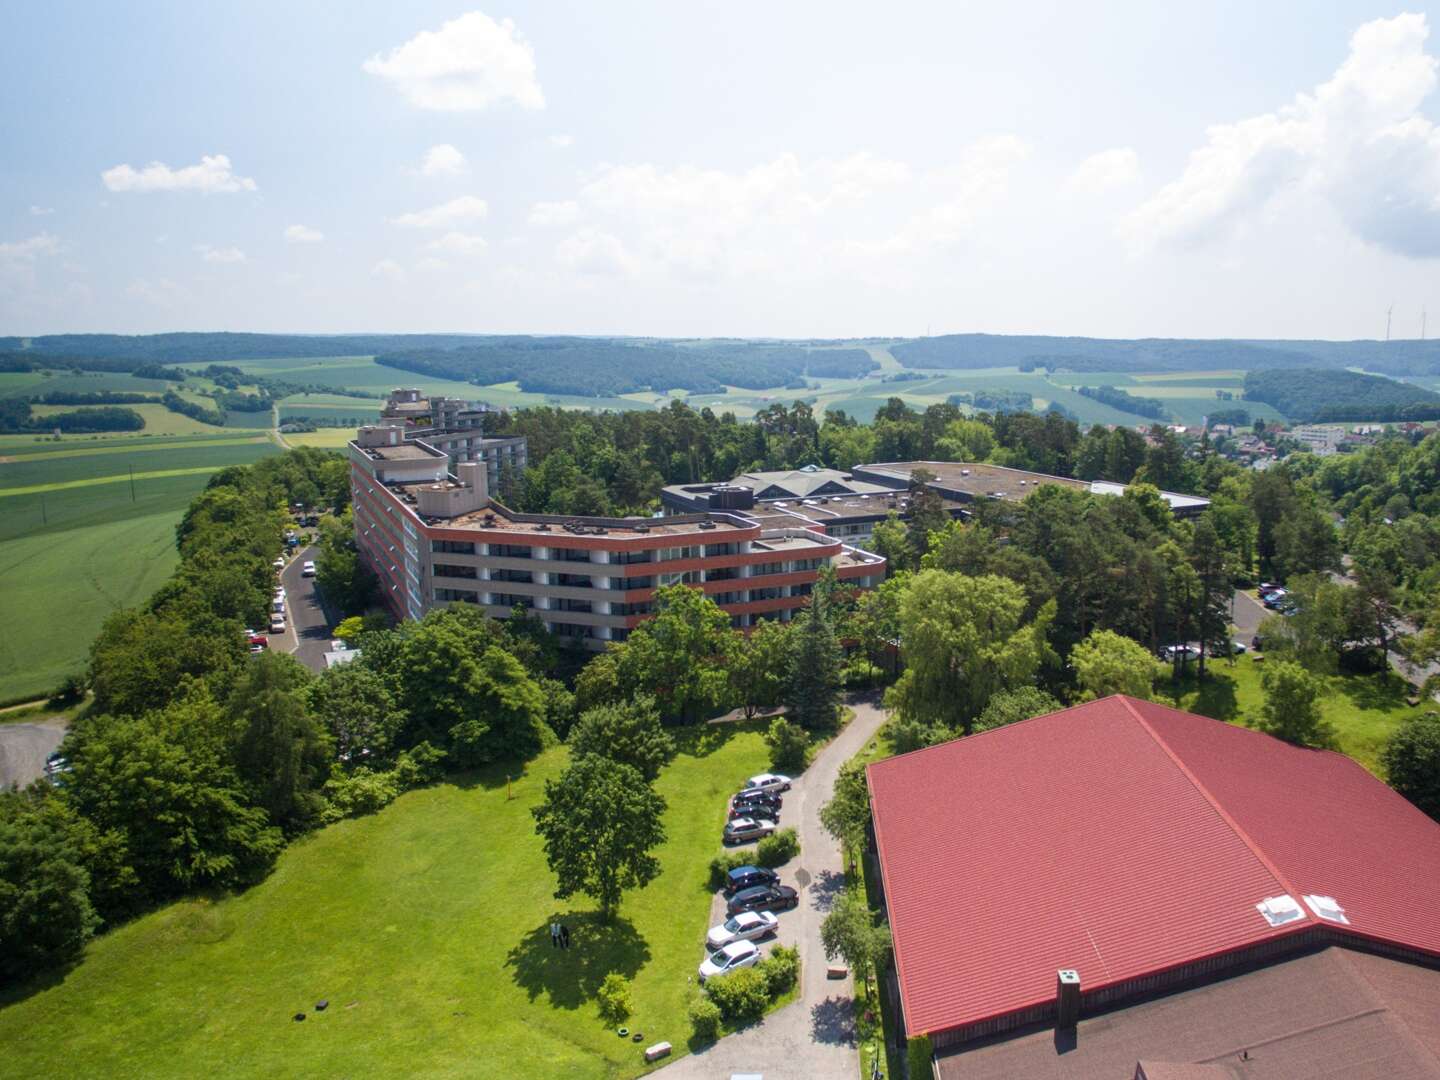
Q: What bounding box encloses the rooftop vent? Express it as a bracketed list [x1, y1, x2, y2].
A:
[634, 524, 650, 533]
[1303, 895, 1349, 924]
[1056, 970, 1080, 1030]
[1256, 894, 1306, 927]
[536, 523, 551, 532]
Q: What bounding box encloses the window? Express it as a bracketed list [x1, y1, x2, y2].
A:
[751, 561, 784, 577]
[659, 570, 699, 587]
[791, 558, 824, 573]
[435, 587, 479, 603]
[490, 568, 532, 584]
[711, 592, 741, 606]
[791, 582, 813, 598]
[492, 543, 533, 559]
[554, 598, 593, 613]
[556, 573, 592, 588]
[490, 593, 534, 610]
[616, 575, 654, 591]
[705, 542, 735, 557]
[552, 547, 592, 563]
[705, 567, 738, 582]
[551, 622, 593, 639]
[431, 539, 476, 555]
[432, 563, 478, 580]
[751, 586, 781, 601]
[612, 601, 652, 617]
[616, 550, 653, 565]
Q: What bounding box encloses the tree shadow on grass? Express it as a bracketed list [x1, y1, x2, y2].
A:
[1336, 670, 1413, 713]
[504, 912, 650, 1010]
[675, 716, 768, 759]
[1168, 672, 1239, 723]
[448, 757, 535, 792]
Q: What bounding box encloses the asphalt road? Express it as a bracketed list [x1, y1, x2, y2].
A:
[0, 718, 66, 790]
[656, 695, 889, 1080]
[279, 544, 336, 673]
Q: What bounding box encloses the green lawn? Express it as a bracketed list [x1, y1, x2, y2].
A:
[1168, 655, 1424, 775]
[0, 723, 773, 1078]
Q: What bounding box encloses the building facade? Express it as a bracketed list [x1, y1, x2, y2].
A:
[349, 425, 884, 643]
[379, 388, 528, 492]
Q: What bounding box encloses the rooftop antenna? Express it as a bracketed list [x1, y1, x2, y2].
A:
[1386, 304, 1394, 342]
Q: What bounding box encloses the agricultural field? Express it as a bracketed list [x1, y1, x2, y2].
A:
[0, 434, 278, 701]
[0, 722, 773, 1079]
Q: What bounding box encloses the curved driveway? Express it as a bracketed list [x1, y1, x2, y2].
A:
[655, 696, 888, 1080]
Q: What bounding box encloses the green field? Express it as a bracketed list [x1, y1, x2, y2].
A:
[0, 436, 278, 701]
[0, 723, 774, 1079]
[0, 371, 179, 399]
[283, 429, 363, 448]
[1170, 655, 1422, 775]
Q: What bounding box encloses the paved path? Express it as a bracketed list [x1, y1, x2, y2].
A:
[655, 695, 889, 1080]
[279, 544, 336, 673]
[0, 717, 66, 790]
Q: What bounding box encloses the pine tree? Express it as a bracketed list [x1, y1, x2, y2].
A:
[787, 585, 842, 731]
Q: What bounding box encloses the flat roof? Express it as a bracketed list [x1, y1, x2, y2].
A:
[355, 441, 444, 462]
[938, 946, 1440, 1080]
[392, 485, 751, 538]
[860, 460, 1087, 501]
[868, 696, 1440, 1041]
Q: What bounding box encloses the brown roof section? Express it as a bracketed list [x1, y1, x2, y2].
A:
[936, 947, 1440, 1080]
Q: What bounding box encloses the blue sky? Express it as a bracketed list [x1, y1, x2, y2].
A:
[4, 1, 1440, 339]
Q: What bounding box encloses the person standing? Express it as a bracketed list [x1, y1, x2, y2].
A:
[560, 924, 571, 949]
[550, 921, 560, 948]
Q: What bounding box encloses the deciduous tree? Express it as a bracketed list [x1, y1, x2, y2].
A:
[1382, 713, 1440, 821]
[1070, 629, 1163, 702]
[1258, 660, 1333, 748]
[568, 695, 674, 782]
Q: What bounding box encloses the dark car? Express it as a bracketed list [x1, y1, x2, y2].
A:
[729, 800, 779, 823]
[727, 884, 800, 916]
[723, 865, 780, 897]
[732, 788, 781, 810]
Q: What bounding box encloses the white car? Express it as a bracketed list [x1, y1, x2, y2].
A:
[698, 939, 761, 983]
[706, 910, 779, 950]
[301, 560, 316, 578]
[746, 772, 792, 794]
[269, 616, 286, 634]
[273, 557, 285, 570]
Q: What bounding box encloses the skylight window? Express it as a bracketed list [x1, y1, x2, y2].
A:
[1303, 894, 1349, 924]
[1256, 894, 1305, 927]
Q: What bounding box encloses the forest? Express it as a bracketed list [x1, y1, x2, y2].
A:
[0, 399, 145, 433]
[1076, 384, 1169, 420]
[1243, 369, 1440, 422]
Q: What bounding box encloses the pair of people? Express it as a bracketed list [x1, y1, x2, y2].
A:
[549, 921, 572, 949]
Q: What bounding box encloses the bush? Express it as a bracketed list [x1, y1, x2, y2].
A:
[758, 944, 800, 996]
[704, 966, 770, 1021]
[841, 657, 885, 689]
[392, 741, 447, 788]
[907, 1032, 934, 1078]
[47, 672, 88, 708]
[765, 717, 809, 772]
[708, 849, 756, 892]
[321, 767, 401, 823]
[688, 995, 722, 1041]
[597, 972, 633, 1025]
[756, 828, 800, 868]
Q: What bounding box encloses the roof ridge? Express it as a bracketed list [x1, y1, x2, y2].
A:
[1116, 695, 1315, 926]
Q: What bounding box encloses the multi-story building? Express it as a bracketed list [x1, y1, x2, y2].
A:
[379, 388, 528, 492]
[349, 424, 885, 642]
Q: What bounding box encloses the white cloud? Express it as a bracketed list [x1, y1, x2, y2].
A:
[284, 224, 324, 244]
[548, 133, 574, 148]
[371, 258, 406, 281]
[427, 231, 488, 255]
[421, 143, 467, 176]
[362, 12, 544, 112]
[528, 200, 580, 226]
[0, 232, 61, 288]
[1067, 148, 1141, 195]
[391, 195, 489, 229]
[1126, 13, 1440, 257]
[555, 229, 638, 276]
[101, 154, 257, 194]
[195, 244, 246, 264]
[125, 277, 187, 309]
[29, 205, 54, 217]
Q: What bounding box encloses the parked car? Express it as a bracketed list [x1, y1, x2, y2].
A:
[1258, 581, 1282, 595]
[698, 939, 761, 983]
[271, 599, 285, 615]
[269, 616, 286, 634]
[723, 865, 780, 898]
[1261, 589, 1288, 609]
[1228, 639, 1248, 654]
[724, 818, 778, 845]
[302, 560, 316, 577]
[706, 910, 780, 950]
[1160, 644, 1201, 662]
[746, 772, 792, 793]
[44, 752, 66, 774]
[728, 801, 779, 823]
[273, 557, 286, 570]
[726, 884, 800, 916]
[732, 788, 782, 810]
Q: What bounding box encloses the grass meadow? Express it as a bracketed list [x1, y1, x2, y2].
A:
[0, 435, 278, 701]
[0, 722, 773, 1079]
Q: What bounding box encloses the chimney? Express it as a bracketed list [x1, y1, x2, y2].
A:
[1056, 969, 1080, 1030]
[456, 460, 488, 502]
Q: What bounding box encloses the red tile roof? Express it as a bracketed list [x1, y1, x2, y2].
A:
[867, 696, 1440, 1040]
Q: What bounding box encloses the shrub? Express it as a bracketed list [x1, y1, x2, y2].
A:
[392, 741, 447, 788]
[758, 944, 800, 996]
[765, 717, 809, 772]
[756, 828, 800, 868]
[841, 657, 885, 689]
[688, 995, 722, 1041]
[597, 972, 632, 1025]
[47, 673, 88, 708]
[321, 767, 401, 823]
[707, 849, 755, 892]
[705, 966, 770, 1021]
[907, 1032, 934, 1078]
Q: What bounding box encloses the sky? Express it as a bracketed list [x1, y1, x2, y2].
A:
[4, 1, 1440, 341]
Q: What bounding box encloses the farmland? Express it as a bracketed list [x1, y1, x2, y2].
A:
[0, 433, 277, 702]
